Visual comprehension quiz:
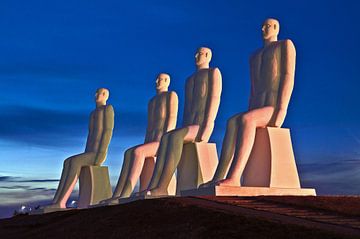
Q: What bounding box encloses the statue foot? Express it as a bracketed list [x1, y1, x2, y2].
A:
[107, 198, 120, 205]
[134, 190, 148, 197]
[216, 178, 241, 187]
[99, 197, 120, 205]
[147, 188, 168, 197]
[199, 180, 216, 188]
[42, 203, 65, 209]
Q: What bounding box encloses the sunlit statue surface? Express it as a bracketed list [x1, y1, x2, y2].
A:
[201, 18, 296, 187]
[141, 47, 222, 196]
[109, 73, 178, 200]
[45, 88, 114, 208]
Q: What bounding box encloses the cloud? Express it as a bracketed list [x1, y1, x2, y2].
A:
[0, 186, 30, 190]
[0, 104, 149, 150]
[298, 158, 360, 195]
[0, 174, 75, 208]
[0, 176, 59, 183]
[0, 176, 14, 182]
[0, 105, 88, 148]
[16, 179, 59, 183]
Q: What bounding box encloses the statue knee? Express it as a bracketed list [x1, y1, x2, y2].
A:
[168, 130, 184, 142]
[163, 131, 172, 138]
[67, 155, 84, 168]
[124, 148, 133, 158]
[64, 156, 74, 166]
[133, 147, 144, 159]
[227, 115, 239, 129]
[239, 113, 253, 126]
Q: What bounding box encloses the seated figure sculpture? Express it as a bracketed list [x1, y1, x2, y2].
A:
[201, 18, 296, 187]
[45, 88, 114, 209]
[108, 73, 178, 201]
[141, 47, 222, 196]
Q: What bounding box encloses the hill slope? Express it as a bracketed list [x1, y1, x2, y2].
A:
[1, 196, 359, 239]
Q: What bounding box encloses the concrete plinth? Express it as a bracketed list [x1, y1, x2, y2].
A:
[78, 166, 112, 208]
[177, 142, 218, 195]
[118, 194, 175, 204]
[139, 156, 177, 196]
[181, 185, 316, 197]
[242, 127, 301, 188]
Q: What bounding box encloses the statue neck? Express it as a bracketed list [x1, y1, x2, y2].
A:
[156, 88, 168, 94]
[197, 63, 209, 71]
[263, 36, 278, 47]
[96, 102, 106, 108]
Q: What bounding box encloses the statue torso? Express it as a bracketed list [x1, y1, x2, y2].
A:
[87, 106, 106, 152]
[183, 68, 211, 127]
[250, 41, 284, 109]
[146, 92, 171, 142]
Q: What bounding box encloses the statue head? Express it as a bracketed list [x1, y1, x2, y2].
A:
[95, 88, 109, 106]
[156, 73, 170, 93]
[195, 47, 212, 69]
[262, 18, 280, 41]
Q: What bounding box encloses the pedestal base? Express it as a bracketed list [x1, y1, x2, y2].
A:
[117, 194, 175, 204]
[181, 185, 316, 197]
[78, 166, 112, 208]
[243, 127, 301, 188]
[177, 142, 218, 194]
[30, 207, 73, 215]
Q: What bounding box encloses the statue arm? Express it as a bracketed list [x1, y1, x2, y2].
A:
[144, 99, 154, 143]
[248, 55, 256, 110]
[183, 76, 194, 126]
[94, 105, 115, 166]
[196, 67, 222, 142]
[85, 112, 94, 152]
[165, 91, 178, 132]
[270, 40, 296, 127]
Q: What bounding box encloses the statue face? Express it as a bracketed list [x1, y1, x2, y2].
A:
[195, 48, 211, 66]
[262, 19, 279, 40]
[95, 88, 108, 103]
[156, 73, 170, 91]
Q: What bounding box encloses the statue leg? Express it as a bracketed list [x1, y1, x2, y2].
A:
[142, 132, 171, 194]
[52, 158, 71, 204]
[112, 148, 135, 198]
[120, 142, 159, 198]
[51, 152, 96, 208]
[201, 114, 242, 188]
[149, 125, 199, 196]
[217, 106, 274, 186]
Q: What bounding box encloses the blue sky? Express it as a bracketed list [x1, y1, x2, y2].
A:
[0, 0, 359, 218]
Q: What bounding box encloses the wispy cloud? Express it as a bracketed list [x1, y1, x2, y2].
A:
[0, 176, 59, 183]
[0, 104, 148, 150]
[298, 158, 360, 195]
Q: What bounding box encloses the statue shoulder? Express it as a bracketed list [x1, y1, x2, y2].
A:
[89, 109, 96, 119]
[210, 67, 221, 75]
[167, 91, 178, 107]
[149, 95, 157, 104]
[209, 67, 222, 84]
[186, 74, 195, 86]
[281, 39, 296, 53]
[250, 48, 262, 59]
[104, 104, 114, 115]
[168, 91, 178, 99]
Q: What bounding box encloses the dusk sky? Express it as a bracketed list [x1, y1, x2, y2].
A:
[0, 0, 359, 218]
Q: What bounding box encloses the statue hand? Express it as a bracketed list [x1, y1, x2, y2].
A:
[268, 108, 287, 127]
[196, 122, 213, 142]
[94, 152, 106, 166]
